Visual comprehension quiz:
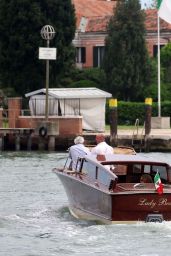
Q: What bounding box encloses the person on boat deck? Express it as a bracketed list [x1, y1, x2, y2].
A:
[69, 136, 90, 171]
[91, 134, 113, 155]
[140, 174, 153, 183]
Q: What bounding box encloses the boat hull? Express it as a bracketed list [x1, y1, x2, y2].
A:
[56, 172, 171, 223]
[57, 173, 112, 223]
[111, 193, 171, 223]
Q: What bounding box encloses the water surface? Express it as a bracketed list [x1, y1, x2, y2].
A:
[0, 152, 171, 256]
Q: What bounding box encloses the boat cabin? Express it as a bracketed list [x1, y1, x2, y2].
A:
[65, 154, 171, 191]
[54, 153, 171, 223]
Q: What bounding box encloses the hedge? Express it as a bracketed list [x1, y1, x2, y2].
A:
[106, 101, 171, 125]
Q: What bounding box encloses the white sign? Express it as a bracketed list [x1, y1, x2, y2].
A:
[39, 47, 57, 60]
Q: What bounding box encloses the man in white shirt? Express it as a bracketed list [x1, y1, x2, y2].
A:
[91, 134, 113, 155]
[69, 136, 90, 171]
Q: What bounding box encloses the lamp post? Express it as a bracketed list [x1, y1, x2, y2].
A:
[40, 25, 56, 121]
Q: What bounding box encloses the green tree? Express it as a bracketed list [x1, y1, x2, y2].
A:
[103, 0, 152, 101]
[0, 0, 76, 96]
[160, 42, 171, 83]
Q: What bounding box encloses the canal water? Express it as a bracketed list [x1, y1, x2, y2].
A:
[1, 151, 171, 256]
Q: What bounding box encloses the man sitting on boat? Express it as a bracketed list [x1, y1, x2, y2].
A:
[91, 134, 113, 155]
[69, 136, 90, 171]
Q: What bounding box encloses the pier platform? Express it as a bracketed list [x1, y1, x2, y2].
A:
[0, 128, 171, 152]
[83, 128, 171, 152]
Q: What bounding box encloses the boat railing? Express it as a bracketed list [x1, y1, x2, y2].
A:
[132, 119, 145, 152]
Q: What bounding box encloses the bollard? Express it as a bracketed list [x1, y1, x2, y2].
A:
[109, 98, 118, 146]
[145, 98, 152, 136]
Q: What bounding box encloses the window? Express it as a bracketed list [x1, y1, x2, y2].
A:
[82, 161, 96, 180]
[152, 165, 167, 181]
[133, 164, 142, 174]
[144, 165, 151, 174]
[168, 167, 171, 183]
[93, 46, 104, 67]
[153, 45, 164, 58]
[98, 167, 111, 186]
[76, 47, 86, 63]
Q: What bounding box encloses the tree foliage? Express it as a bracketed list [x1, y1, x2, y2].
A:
[161, 43, 171, 66]
[0, 0, 76, 96]
[102, 0, 152, 101]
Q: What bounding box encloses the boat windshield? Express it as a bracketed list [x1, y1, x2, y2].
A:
[112, 162, 170, 184]
[151, 165, 167, 181]
[82, 160, 117, 187]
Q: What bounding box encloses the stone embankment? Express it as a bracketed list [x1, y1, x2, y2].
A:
[84, 128, 171, 152]
[0, 128, 171, 152]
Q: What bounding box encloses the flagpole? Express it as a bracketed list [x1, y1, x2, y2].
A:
[157, 11, 161, 117]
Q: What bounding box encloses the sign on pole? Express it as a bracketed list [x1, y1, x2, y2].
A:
[39, 47, 57, 60]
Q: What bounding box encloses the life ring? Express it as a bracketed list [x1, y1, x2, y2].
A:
[39, 126, 47, 137]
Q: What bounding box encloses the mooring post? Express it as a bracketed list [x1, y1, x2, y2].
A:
[38, 137, 46, 151]
[27, 135, 32, 151]
[144, 98, 152, 152]
[48, 136, 55, 151]
[109, 98, 118, 146]
[145, 98, 152, 136]
[15, 134, 20, 151]
[0, 136, 3, 151]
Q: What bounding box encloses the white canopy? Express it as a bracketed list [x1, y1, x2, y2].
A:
[25, 88, 112, 132]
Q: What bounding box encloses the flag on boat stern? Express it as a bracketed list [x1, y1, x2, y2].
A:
[154, 172, 163, 195]
[158, 0, 171, 24]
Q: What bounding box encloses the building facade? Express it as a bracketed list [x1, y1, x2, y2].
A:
[72, 0, 171, 68]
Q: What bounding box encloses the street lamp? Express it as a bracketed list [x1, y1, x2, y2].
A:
[40, 25, 56, 121]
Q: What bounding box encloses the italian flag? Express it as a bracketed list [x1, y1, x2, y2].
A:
[158, 0, 171, 24]
[154, 172, 163, 195]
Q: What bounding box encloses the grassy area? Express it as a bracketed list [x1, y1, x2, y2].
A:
[105, 125, 138, 131]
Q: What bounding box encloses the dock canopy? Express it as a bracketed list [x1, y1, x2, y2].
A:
[25, 87, 112, 132]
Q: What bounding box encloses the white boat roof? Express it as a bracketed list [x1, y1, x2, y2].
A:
[85, 154, 169, 166]
[25, 87, 112, 99]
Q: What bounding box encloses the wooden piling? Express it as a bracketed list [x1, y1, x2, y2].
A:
[15, 134, 20, 151]
[38, 137, 46, 151]
[27, 135, 32, 151]
[48, 136, 56, 151]
[145, 98, 152, 136]
[109, 98, 118, 146]
[0, 136, 3, 151]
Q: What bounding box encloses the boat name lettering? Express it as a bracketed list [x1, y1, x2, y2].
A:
[138, 199, 156, 208]
[138, 198, 171, 208]
[158, 198, 171, 206]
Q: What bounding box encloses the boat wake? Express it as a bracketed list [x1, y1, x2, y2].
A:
[57, 206, 97, 227]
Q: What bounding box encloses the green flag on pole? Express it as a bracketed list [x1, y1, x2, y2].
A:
[154, 172, 163, 195]
[157, 0, 162, 9]
[158, 0, 171, 24]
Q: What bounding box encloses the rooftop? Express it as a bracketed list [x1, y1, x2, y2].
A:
[72, 0, 171, 33]
[85, 153, 169, 165]
[25, 87, 112, 99]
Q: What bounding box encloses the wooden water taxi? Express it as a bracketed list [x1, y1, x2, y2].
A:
[53, 153, 171, 224]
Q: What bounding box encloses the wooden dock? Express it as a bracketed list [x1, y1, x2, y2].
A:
[0, 128, 171, 152]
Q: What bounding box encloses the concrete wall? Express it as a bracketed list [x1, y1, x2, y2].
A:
[7, 97, 83, 136]
[18, 116, 83, 135]
[8, 98, 22, 128]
